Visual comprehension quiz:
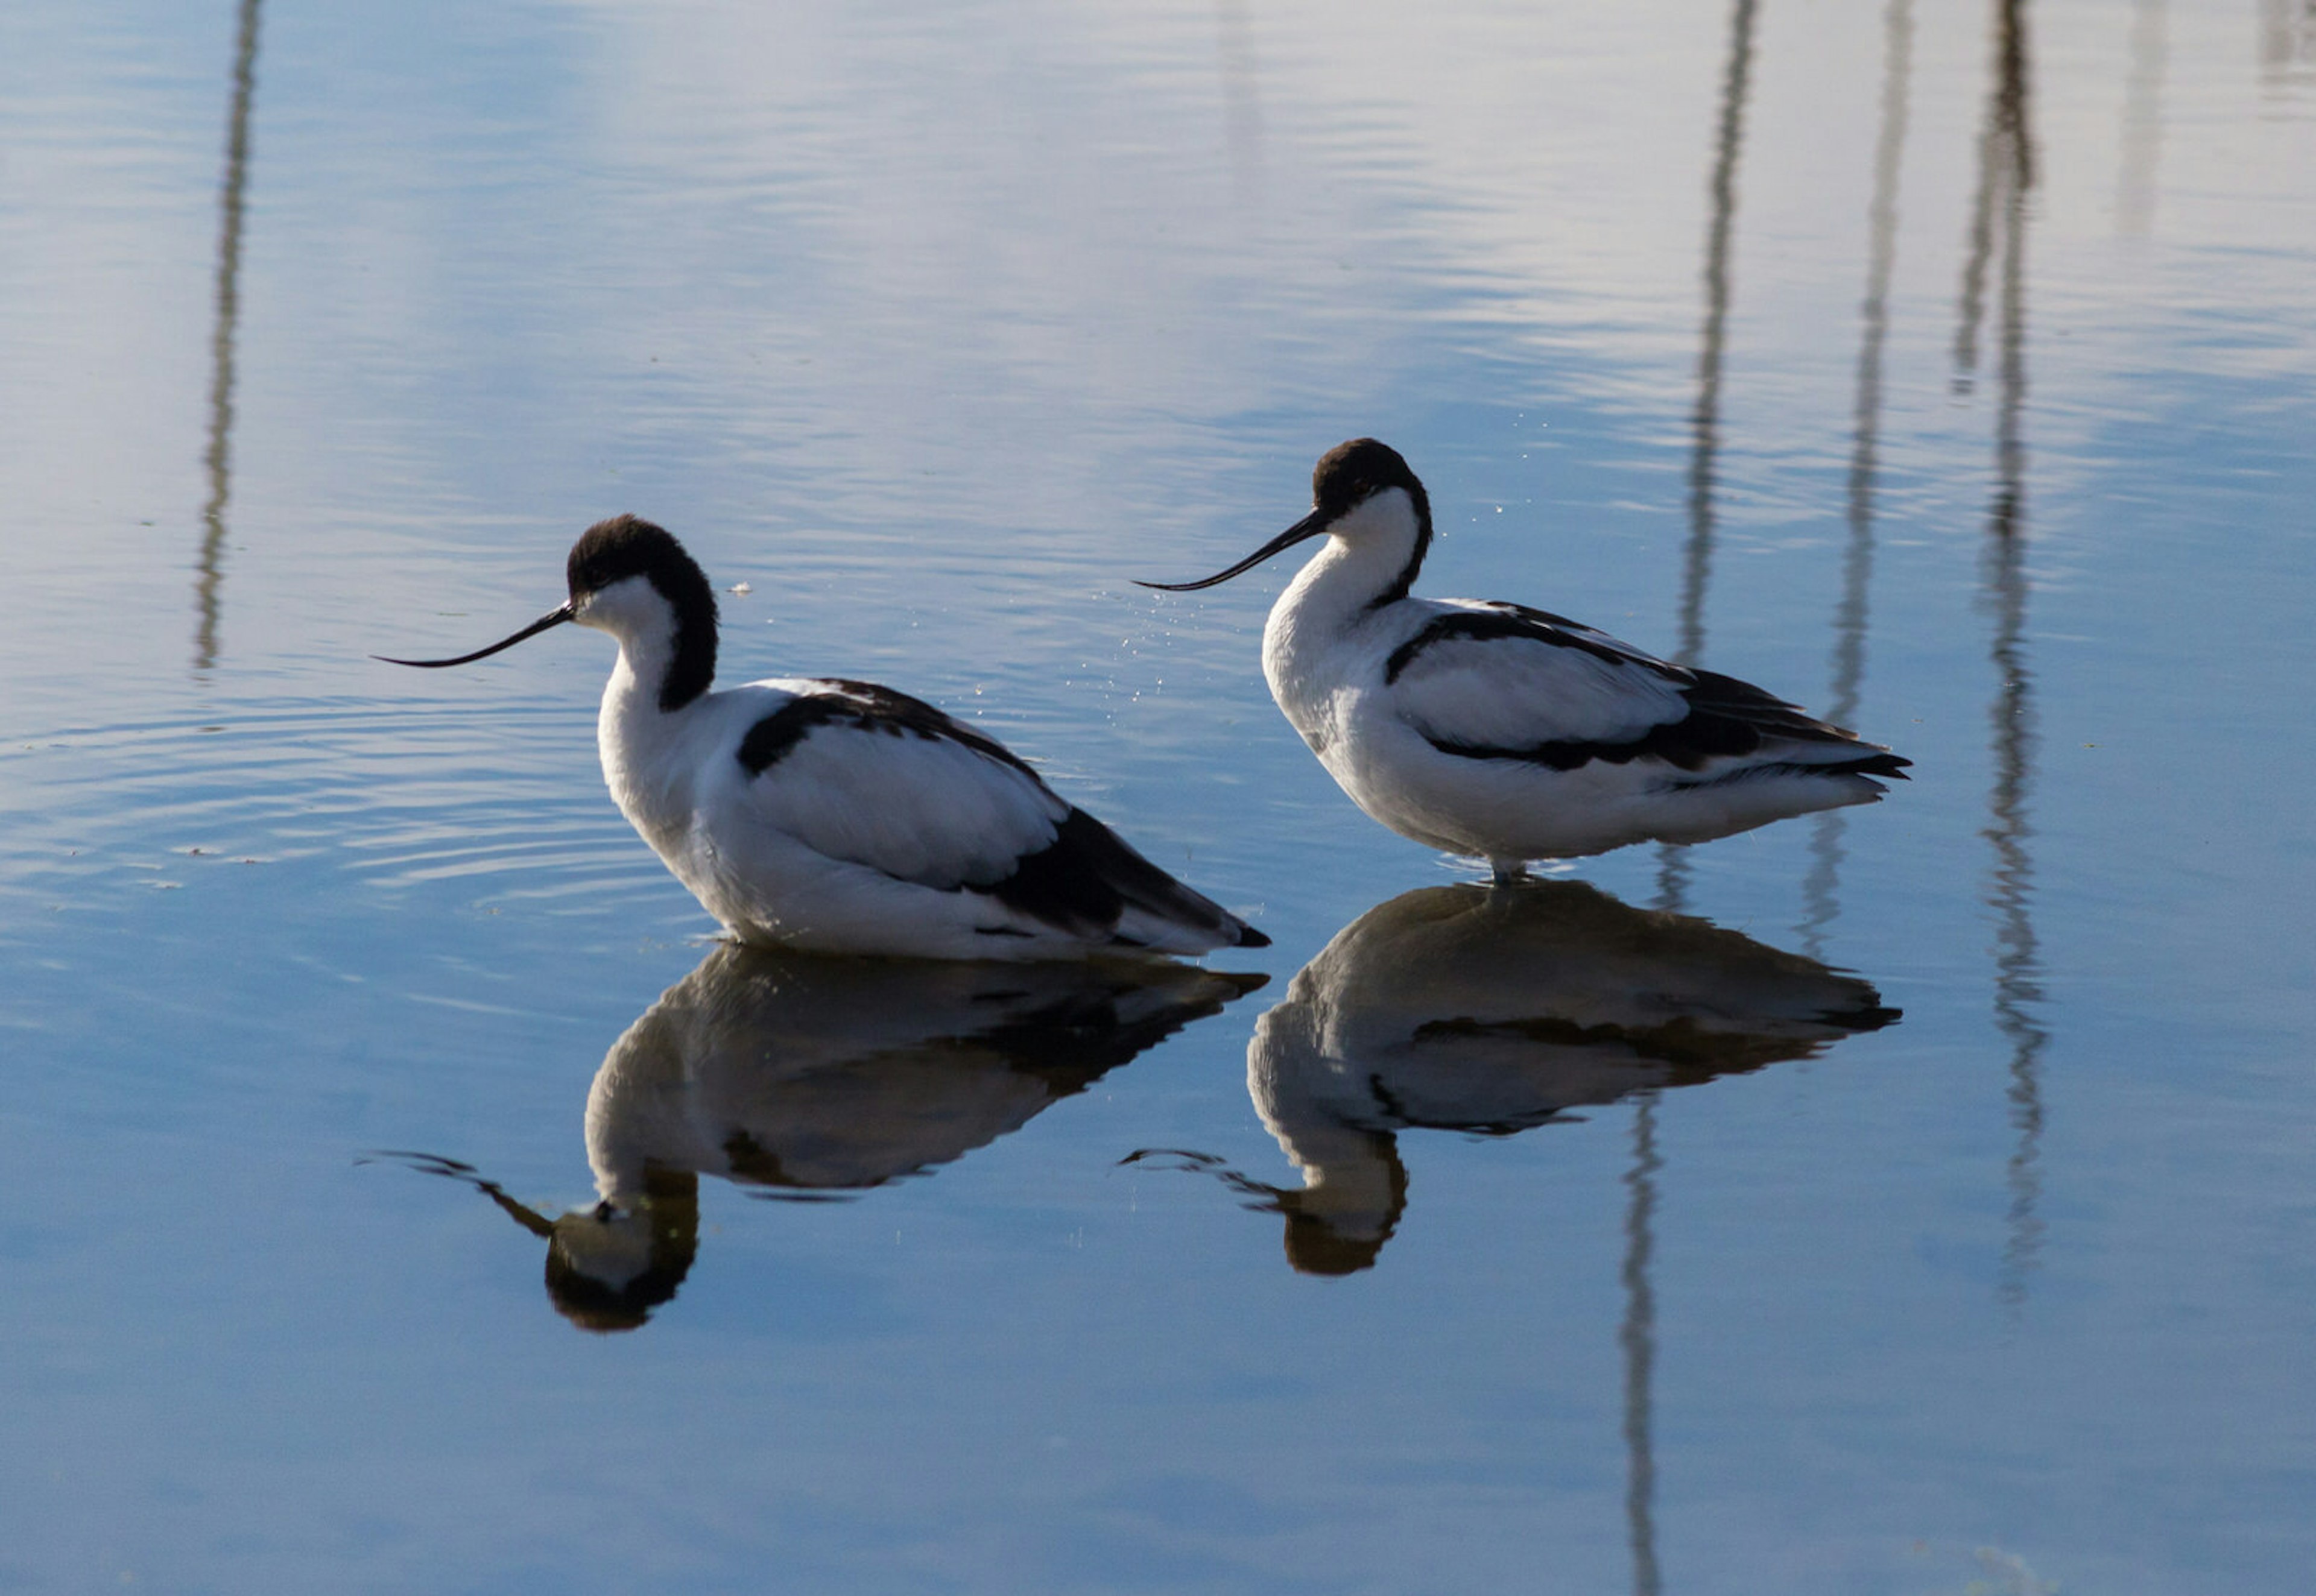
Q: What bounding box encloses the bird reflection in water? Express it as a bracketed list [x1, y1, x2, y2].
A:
[1130, 882, 1897, 1275]
[386, 947, 1263, 1331]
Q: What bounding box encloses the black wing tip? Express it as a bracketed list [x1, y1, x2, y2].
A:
[1852, 752, 1913, 780]
[1233, 924, 1273, 949]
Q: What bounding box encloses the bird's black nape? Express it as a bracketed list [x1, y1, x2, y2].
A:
[567, 514, 721, 711]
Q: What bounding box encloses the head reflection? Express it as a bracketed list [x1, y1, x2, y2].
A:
[400, 945, 1261, 1331]
[1139, 881, 1897, 1276]
[541, 1178, 700, 1334]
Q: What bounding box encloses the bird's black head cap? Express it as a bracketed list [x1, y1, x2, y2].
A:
[568, 514, 720, 711]
[1314, 438, 1432, 607]
[1312, 438, 1422, 513]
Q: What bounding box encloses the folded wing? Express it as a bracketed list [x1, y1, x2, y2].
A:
[1387, 603, 1904, 775]
[736, 679, 1262, 946]
[738, 679, 1064, 888]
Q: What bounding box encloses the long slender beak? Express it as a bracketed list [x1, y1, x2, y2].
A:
[373, 601, 576, 668]
[1136, 507, 1330, 593]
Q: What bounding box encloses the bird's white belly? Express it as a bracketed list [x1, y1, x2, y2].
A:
[1327, 707, 1636, 859]
[600, 761, 1107, 960]
[645, 806, 1011, 959]
[598, 726, 908, 953]
[1266, 607, 1650, 861]
[1326, 703, 1879, 862]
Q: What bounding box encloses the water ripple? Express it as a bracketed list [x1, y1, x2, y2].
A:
[0, 695, 668, 922]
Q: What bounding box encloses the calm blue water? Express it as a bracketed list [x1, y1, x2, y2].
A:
[4, 0, 2314, 1590]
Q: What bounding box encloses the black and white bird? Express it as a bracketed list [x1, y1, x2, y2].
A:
[381, 516, 1268, 959]
[1145, 439, 1909, 880]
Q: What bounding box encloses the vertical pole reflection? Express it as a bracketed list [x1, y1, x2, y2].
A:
[196, 0, 262, 677]
[2115, 0, 2167, 238]
[1803, 0, 1914, 956]
[1214, 0, 1265, 210]
[1966, 0, 2049, 1314]
[1954, 1, 2033, 393]
[1619, 1093, 1663, 1596]
[1660, 0, 1761, 916]
[2258, 0, 2316, 84]
[1653, 815, 1695, 917]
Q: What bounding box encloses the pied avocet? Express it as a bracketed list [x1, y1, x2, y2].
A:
[382, 516, 1268, 959]
[1144, 439, 1908, 880]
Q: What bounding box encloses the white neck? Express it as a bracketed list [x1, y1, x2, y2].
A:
[1270, 1115, 1402, 1223]
[1262, 490, 1426, 734]
[580, 581, 703, 843]
[584, 989, 683, 1205]
[1250, 1002, 1399, 1217]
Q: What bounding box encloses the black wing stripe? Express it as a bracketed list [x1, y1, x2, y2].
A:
[1424, 719, 1754, 773]
[1425, 695, 1911, 775]
[1428, 731, 1913, 777]
[1745, 752, 1912, 781]
[1384, 604, 1670, 684]
[737, 679, 1043, 780]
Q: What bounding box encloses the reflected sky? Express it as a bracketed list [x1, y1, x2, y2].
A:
[2, 1, 2314, 1591]
[1139, 879, 1895, 1592]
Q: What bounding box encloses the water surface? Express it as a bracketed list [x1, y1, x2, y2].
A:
[3, 1, 2314, 1591]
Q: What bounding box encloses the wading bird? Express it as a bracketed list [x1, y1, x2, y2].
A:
[383, 516, 1268, 959]
[1144, 440, 1908, 880]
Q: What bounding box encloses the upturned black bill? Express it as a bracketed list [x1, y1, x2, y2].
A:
[375, 602, 577, 668]
[1136, 508, 1329, 593]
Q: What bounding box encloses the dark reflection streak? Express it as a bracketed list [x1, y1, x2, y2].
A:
[1678, 0, 1758, 672]
[1956, 1, 2033, 393]
[1652, 831, 1694, 918]
[2257, 0, 2316, 83]
[1214, 0, 1265, 210]
[2116, 0, 2166, 238]
[195, 0, 262, 677]
[1659, 0, 1760, 916]
[1803, 0, 1913, 957]
[1973, 0, 2048, 1315]
[1619, 1093, 1663, 1596]
[1953, 52, 2001, 390]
